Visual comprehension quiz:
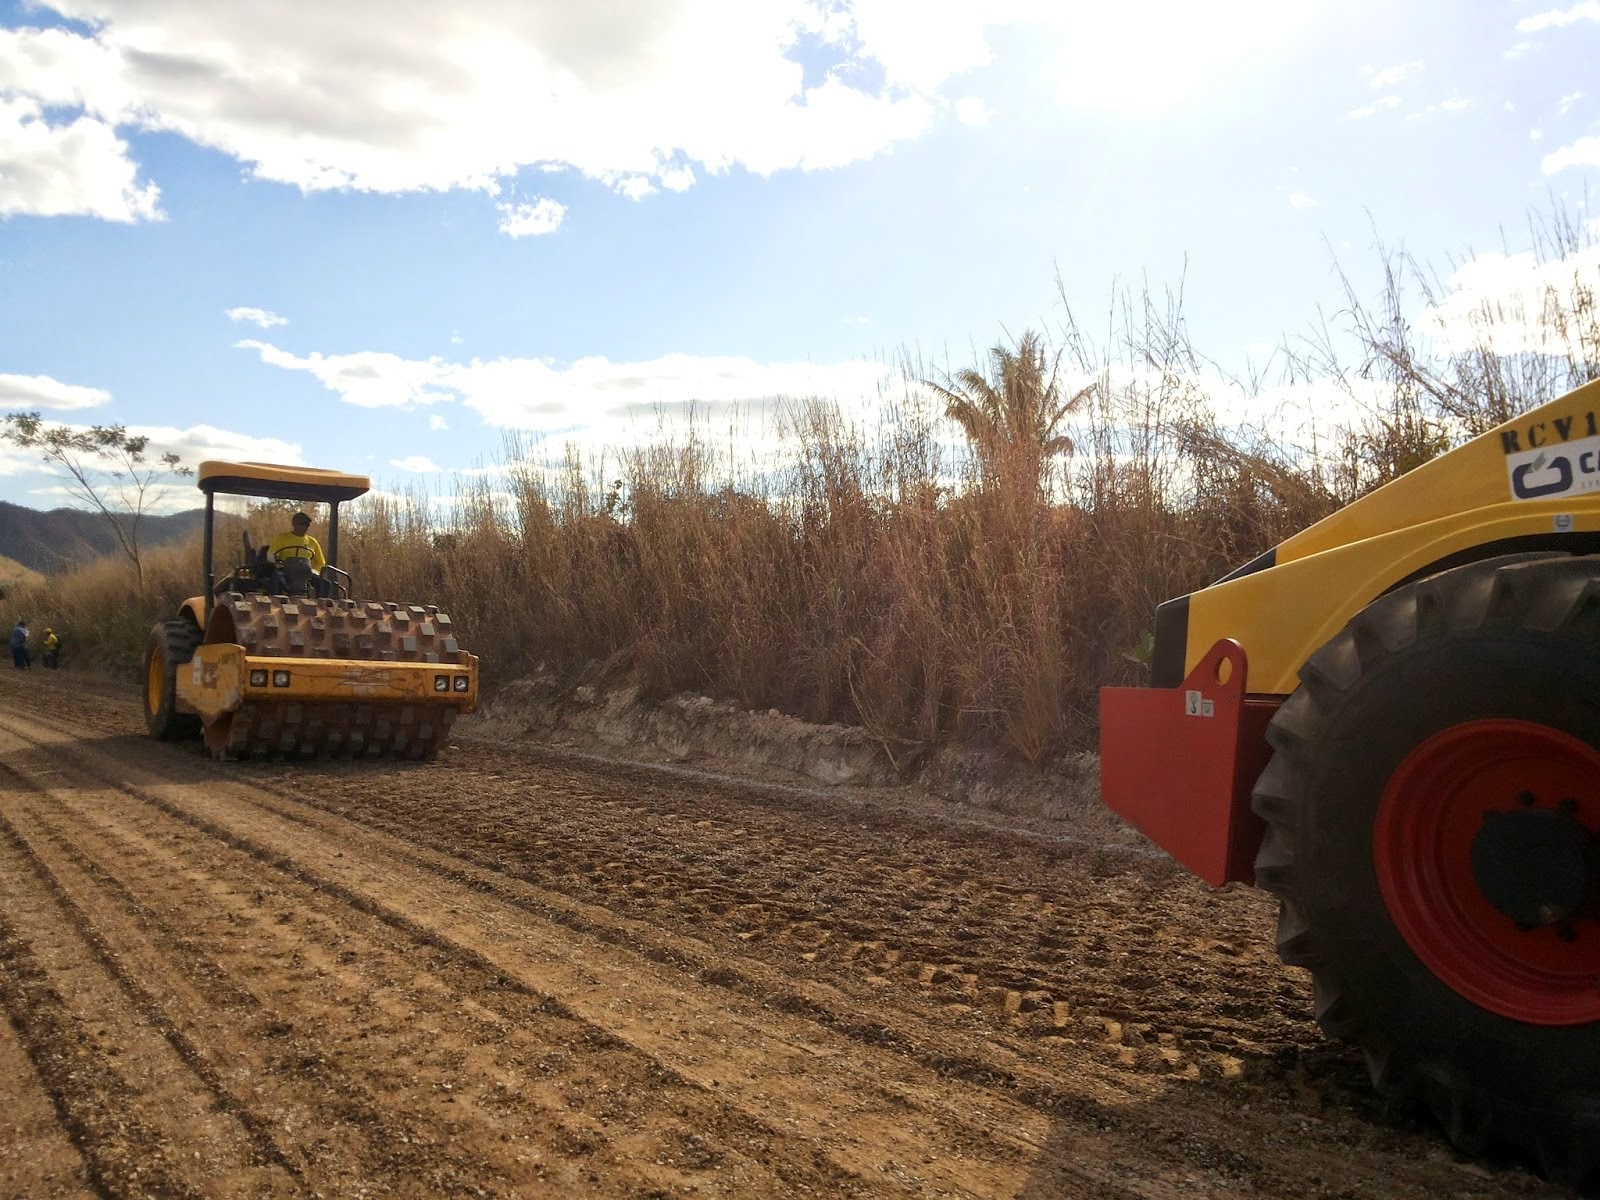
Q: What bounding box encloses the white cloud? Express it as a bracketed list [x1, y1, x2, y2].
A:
[235, 340, 455, 408]
[1421, 241, 1600, 358]
[239, 338, 894, 440]
[496, 196, 566, 237]
[1365, 60, 1422, 89]
[8, 419, 304, 510]
[954, 96, 991, 126]
[0, 1, 936, 204]
[1543, 136, 1600, 174]
[225, 306, 287, 328]
[1287, 191, 1316, 209]
[0, 95, 162, 221]
[391, 454, 443, 472]
[0, 0, 1324, 221]
[429, 414, 449, 431]
[1531, 127, 1545, 141]
[1348, 94, 1400, 119]
[1504, 41, 1533, 58]
[1559, 91, 1584, 115]
[659, 162, 696, 191]
[0, 372, 112, 410]
[128, 422, 305, 471]
[1517, 1, 1600, 32]
[0, 445, 52, 477]
[1407, 96, 1470, 120]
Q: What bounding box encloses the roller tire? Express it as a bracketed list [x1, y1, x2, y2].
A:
[143, 618, 203, 740]
[1251, 553, 1600, 1189]
[204, 595, 462, 761]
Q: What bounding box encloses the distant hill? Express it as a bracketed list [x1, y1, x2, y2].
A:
[0, 552, 43, 590]
[0, 501, 205, 574]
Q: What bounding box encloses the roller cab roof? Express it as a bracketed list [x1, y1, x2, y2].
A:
[197, 461, 371, 503]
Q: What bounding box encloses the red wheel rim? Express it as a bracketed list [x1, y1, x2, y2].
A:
[1374, 719, 1600, 1025]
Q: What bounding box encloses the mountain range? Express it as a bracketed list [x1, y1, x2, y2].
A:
[0, 501, 205, 575]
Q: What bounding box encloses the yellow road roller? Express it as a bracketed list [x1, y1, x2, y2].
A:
[143, 461, 477, 760]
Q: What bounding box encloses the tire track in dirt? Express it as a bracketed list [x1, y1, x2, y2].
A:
[0, 990, 96, 1200]
[0, 673, 1567, 1198]
[0, 724, 888, 1197]
[0, 708, 1123, 1198]
[0, 795, 286, 1197]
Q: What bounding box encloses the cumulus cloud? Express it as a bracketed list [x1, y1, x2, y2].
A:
[1365, 60, 1422, 89]
[496, 196, 566, 237]
[1421, 241, 1600, 358]
[0, 1, 1324, 220]
[8, 418, 304, 510]
[1543, 136, 1600, 174]
[953, 96, 991, 126]
[225, 306, 287, 328]
[127, 422, 305, 470]
[1406, 96, 1470, 120]
[1348, 94, 1400, 119]
[1559, 91, 1585, 115]
[235, 340, 455, 408]
[1517, 1, 1600, 33]
[0, 1, 935, 207]
[391, 454, 442, 472]
[0, 372, 112, 410]
[0, 95, 162, 221]
[237, 338, 894, 443]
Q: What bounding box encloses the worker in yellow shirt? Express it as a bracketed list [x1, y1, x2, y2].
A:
[265, 512, 328, 596]
[42, 626, 61, 669]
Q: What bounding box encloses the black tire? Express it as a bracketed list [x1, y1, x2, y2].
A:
[143, 618, 203, 740]
[1252, 553, 1600, 1189]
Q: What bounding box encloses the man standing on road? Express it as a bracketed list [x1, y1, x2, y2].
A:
[10, 617, 30, 669]
[42, 626, 60, 669]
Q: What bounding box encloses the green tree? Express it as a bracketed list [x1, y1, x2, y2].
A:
[925, 330, 1092, 496]
[1, 412, 193, 594]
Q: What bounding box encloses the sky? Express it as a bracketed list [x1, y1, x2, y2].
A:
[0, 0, 1598, 513]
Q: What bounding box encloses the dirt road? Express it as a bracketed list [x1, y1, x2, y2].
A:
[0, 669, 1563, 1199]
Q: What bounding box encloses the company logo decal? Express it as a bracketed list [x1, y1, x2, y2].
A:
[1503, 419, 1600, 502]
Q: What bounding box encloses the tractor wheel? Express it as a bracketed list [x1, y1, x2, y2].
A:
[143, 618, 203, 740]
[1252, 553, 1600, 1188]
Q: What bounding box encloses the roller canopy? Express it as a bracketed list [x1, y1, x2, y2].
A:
[197, 461, 370, 503]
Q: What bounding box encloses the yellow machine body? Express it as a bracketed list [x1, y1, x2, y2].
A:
[1102, 377, 1600, 884]
[176, 643, 478, 723]
[1167, 378, 1600, 696]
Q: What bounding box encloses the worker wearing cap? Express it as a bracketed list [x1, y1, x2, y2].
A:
[265, 511, 330, 597]
[266, 512, 327, 573]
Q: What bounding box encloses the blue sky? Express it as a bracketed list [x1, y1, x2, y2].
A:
[1, 0, 1597, 511]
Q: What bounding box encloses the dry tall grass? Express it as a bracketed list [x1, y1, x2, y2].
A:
[11, 213, 1597, 765]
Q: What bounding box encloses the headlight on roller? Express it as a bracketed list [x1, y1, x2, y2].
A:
[453, 676, 470, 692]
[434, 674, 449, 692]
[249, 669, 269, 687]
[272, 670, 291, 688]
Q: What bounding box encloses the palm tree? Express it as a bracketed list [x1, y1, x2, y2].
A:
[924, 330, 1091, 496]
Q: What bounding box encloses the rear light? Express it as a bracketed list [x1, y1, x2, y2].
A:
[453, 676, 470, 692]
[249, 669, 269, 687]
[272, 670, 291, 687]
